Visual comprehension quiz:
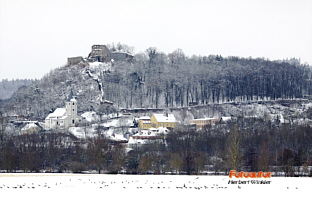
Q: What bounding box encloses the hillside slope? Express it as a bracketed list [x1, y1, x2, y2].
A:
[1, 63, 109, 119]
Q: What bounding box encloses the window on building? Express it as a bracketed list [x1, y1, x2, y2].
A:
[72, 120, 75, 124]
[73, 109, 75, 111]
[73, 103, 74, 105]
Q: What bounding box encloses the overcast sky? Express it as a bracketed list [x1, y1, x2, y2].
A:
[1, 0, 311, 80]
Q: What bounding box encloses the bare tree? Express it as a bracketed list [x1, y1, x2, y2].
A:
[168, 48, 185, 69]
[171, 153, 183, 174]
[145, 47, 158, 68]
[87, 137, 112, 174]
[138, 155, 151, 174]
[193, 151, 207, 174]
[0, 115, 8, 144]
[225, 125, 242, 171]
[257, 140, 272, 172]
[111, 143, 126, 173]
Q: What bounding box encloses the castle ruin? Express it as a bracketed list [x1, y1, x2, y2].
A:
[67, 44, 133, 66]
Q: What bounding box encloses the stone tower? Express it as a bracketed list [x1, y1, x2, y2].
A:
[89, 45, 111, 62]
[66, 97, 78, 124]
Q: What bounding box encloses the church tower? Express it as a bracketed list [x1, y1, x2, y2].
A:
[66, 97, 78, 124]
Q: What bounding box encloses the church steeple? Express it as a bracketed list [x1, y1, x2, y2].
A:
[67, 89, 74, 101]
[66, 89, 77, 118]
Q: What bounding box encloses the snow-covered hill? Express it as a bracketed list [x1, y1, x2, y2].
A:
[1, 64, 110, 119]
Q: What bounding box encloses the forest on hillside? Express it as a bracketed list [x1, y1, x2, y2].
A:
[106, 51, 311, 109]
[1, 46, 311, 119]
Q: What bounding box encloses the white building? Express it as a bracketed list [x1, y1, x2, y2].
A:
[45, 98, 82, 130]
[127, 127, 170, 147]
[131, 127, 170, 139]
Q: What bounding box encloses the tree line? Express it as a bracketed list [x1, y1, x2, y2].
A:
[1, 117, 311, 176]
[104, 49, 312, 109]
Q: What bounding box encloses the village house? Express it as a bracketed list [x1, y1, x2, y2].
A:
[132, 127, 170, 139]
[127, 127, 170, 147]
[138, 116, 152, 129]
[45, 97, 82, 130]
[21, 123, 42, 135]
[137, 114, 177, 130]
[150, 114, 177, 129]
[190, 118, 219, 130]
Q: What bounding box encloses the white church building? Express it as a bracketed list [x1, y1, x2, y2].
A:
[45, 97, 82, 130]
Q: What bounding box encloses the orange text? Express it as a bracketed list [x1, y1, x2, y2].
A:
[229, 170, 273, 178]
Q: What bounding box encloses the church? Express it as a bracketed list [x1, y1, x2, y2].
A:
[45, 97, 82, 130]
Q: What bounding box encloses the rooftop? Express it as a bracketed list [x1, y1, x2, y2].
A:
[46, 108, 66, 119]
[153, 114, 176, 123]
[21, 123, 39, 131]
[191, 118, 219, 121]
[139, 116, 150, 120]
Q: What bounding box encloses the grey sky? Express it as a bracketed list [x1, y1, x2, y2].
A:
[1, 0, 311, 80]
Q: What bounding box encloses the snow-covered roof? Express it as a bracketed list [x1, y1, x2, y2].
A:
[21, 123, 39, 131]
[139, 116, 150, 120]
[133, 130, 157, 137]
[132, 127, 170, 139]
[220, 117, 232, 122]
[110, 134, 128, 141]
[192, 118, 219, 121]
[46, 108, 66, 119]
[153, 114, 176, 123]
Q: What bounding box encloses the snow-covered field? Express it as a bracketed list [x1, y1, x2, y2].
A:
[0, 174, 310, 207]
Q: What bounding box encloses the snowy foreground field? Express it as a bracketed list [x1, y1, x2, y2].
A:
[0, 174, 311, 207]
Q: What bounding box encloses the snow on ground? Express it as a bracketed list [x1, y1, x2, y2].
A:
[68, 127, 96, 139]
[81, 111, 99, 122]
[88, 61, 111, 71]
[103, 119, 119, 127]
[303, 102, 312, 110]
[0, 174, 310, 207]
